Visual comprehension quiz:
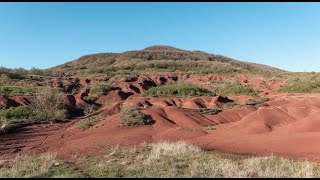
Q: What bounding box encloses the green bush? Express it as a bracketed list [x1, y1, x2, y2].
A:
[90, 83, 112, 97]
[245, 98, 270, 105]
[223, 102, 239, 110]
[0, 74, 10, 86]
[32, 87, 67, 123]
[214, 82, 258, 96]
[245, 99, 259, 105]
[144, 82, 213, 97]
[0, 106, 34, 123]
[83, 96, 99, 104]
[83, 105, 100, 115]
[276, 72, 320, 93]
[278, 81, 320, 93]
[193, 108, 221, 115]
[120, 105, 153, 127]
[76, 115, 105, 130]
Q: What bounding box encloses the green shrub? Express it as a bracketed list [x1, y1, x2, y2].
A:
[0, 106, 34, 124]
[223, 102, 239, 110]
[120, 105, 153, 127]
[32, 87, 67, 123]
[193, 108, 221, 115]
[144, 82, 213, 97]
[278, 81, 320, 93]
[76, 115, 105, 130]
[214, 82, 257, 96]
[245, 99, 259, 105]
[245, 98, 270, 105]
[0, 74, 10, 86]
[83, 105, 100, 115]
[29, 67, 45, 76]
[276, 72, 320, 93]
[83, 96, 99, 104]
[90, 83, 112, 97]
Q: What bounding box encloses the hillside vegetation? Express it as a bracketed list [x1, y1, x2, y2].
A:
[277, 72, 320, 93]
[48, 46, 284, 77]
[4, 46, 320, 94]
[144, 82, 213, 97]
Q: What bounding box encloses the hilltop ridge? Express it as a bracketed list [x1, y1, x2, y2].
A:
[48, 45, 285, 77]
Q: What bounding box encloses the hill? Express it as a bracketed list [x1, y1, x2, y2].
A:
[48, 45, 285, 77]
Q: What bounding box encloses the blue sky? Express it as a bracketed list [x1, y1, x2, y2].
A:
[0, 2, 320, 72]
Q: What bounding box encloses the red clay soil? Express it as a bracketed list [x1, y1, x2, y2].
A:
[4, 73, 320, 162]
[1, 93, 320, 162]
[0, 96, 34, 109]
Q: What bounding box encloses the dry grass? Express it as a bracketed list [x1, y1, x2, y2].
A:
[0, 153, 57, 178]
[146, 141, 201, 163]
[1, 142, 320, 178]
[32, 87, 67, 123]
[76, 115, 105, 130]
[87, 141, 320, 178]
[0, 153, 86, 178]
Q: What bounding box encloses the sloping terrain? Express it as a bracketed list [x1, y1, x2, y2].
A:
[48, 45, 285, 77]
[2, 46, 320, 163]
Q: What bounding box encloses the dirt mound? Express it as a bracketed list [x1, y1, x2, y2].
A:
[0, 96, 33, 109]
[192, 94, 320, 161]
[3, 71, 320, 162]
[124, 96, 234, 109]
[0, 73, 284, 110]
[3, 94, 320, 161]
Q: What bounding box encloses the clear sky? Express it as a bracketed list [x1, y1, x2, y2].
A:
[0, 2, 320, 72]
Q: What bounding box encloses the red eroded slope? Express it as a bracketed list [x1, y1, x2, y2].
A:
[4, 73, 320, 162]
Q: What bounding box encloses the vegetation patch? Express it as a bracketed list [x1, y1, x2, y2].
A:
[48, 48, 283, 78]
[0, 106, 34, 131]
[83, 96, 99, 104]
[0, 153, 85, 178]
[204, 125, 214, 132]
[120, 105, 153, 127]
[31, 87, 68, 123]
[213, 81, 258, 96]
[278, 81, 320, 93]
[245, 98, 270, 105]
[84, 141, 320, 178]
[76, 115, 106, 130]
[144, 82, 213, 97]
[90, 83, 112, 97]
[0, 86, 40, 96]
[3, 142, 320, 178]
[192, 108, 222, 115]
[223, 102, 240, 110]
[277, 72, 320, 93]
[0, 106, 34, 122]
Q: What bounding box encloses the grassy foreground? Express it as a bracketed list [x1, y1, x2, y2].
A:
[1, 141, 320, 178]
